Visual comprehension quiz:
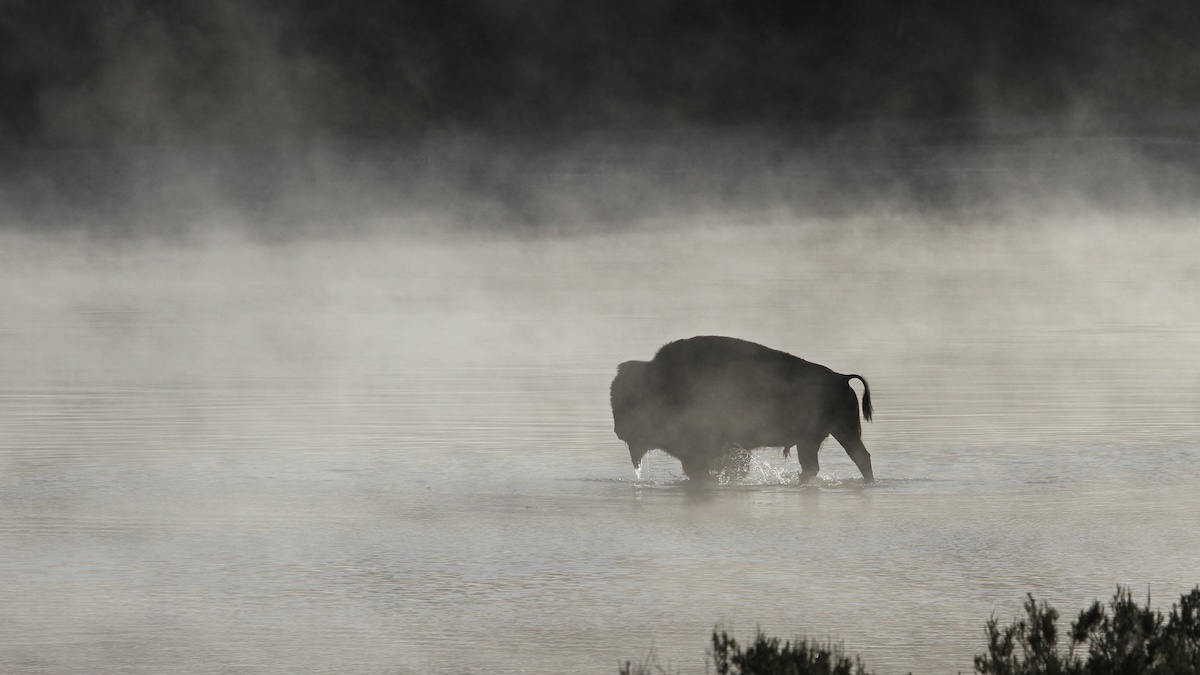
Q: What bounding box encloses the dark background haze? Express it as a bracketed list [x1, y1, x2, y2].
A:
[4, 0, 1200, 146]
[5, 1, 1200, 236]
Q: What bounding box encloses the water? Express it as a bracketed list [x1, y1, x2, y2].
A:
[2, 213, 1199, 673]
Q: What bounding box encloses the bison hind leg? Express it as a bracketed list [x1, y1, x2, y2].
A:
[796, 437, 823, 484]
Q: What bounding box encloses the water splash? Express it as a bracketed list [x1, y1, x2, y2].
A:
[717, 453, 799, 485]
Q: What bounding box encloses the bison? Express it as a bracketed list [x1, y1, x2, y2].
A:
[610, 336, 874, 484]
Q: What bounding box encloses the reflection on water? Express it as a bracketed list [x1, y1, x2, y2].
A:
[1, 215, 1199, 673]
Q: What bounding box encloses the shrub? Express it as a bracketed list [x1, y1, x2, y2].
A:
[975, 586, 1200, 675]
[710, 629, 871, 675]
[619, 586, 1200, 675]
[620, 629, 874, 675]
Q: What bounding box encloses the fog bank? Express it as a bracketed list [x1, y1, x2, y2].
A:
[4, 129, 1200, 238]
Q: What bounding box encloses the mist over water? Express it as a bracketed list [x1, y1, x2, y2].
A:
[2, 139, 1200, 673]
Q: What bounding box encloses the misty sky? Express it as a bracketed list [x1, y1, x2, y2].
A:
[4, 0, 1200, 146]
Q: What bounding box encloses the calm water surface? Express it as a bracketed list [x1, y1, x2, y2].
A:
[2, 215, 1199, 673]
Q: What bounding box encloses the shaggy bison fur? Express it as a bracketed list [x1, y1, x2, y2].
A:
[610, 336, 874, 483]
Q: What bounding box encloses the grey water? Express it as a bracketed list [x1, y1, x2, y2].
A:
[2, 211, 1199, 673]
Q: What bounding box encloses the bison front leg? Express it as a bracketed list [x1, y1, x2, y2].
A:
[832, 430, 874, 484]
[680, 455, 716, 483]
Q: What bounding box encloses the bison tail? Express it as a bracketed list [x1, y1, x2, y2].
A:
[847, 374, 873, 422]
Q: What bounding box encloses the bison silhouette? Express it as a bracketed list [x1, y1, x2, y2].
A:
[610, 336, 874, 483]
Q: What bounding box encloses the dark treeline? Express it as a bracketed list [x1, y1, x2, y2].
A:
[4, 0, 1200, 146]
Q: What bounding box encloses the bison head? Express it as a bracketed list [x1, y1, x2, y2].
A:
[610, 360, 661, 469]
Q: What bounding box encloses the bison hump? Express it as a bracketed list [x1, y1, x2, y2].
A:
[654, 336, 812, 375]
[649, 336, 829, 404]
